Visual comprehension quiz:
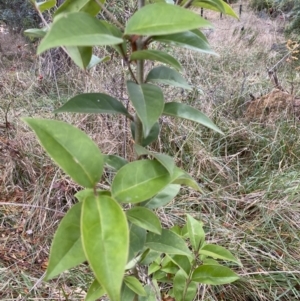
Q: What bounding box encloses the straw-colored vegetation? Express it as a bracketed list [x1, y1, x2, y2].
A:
[1, 2, 300, 300]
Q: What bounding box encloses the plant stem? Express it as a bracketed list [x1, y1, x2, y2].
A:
[134, 0, 145, 147]
[132, 3, 145, 301]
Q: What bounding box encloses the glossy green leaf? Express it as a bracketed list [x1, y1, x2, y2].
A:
[104, 154, 128, 171]
[153, 30, 216, 54]
[163, 102, 224, 134]
[130, 50, 182, 71]
[112, 159, 172, 203]
[168, 254, 191, 277]
[65, 46, 92, 69]
[38, 12, 123, 54]
[36, 0, 56, 12]
[134, 144, 175, 175]
[145, 229, 192, 257]
[86, 279, 106, 301]
[125, 3, 212, 36]
[23, 118, 103, 188]
[142, 184, 180, 209]
[128, 223, 146, 262]
[173, 269, 187, 301]
[127, 207, 162, 235]
[131, 122, 160, 147]
[81, 195, 129, 301]
[186, 214, 205, 251]
[200, 244, 241, 266]
[127, 81, 164, 137]
[172, 167, 201, 191]
[24, 28, 47, 38]
[192, 265, 239, 285]
[55, 0, 102, 17]
[45, 203, 85, 280]
[146, 66, 192, 90]
[87, 55, 110, 70]
[124, 276, 147, 296]
[191, 0, 238, 18]
[54, 93, 132, 118]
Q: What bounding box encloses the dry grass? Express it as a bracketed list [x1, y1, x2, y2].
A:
[1, 2, 300, 300]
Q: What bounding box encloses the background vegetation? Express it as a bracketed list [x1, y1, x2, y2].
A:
[1, 0, 300, 300]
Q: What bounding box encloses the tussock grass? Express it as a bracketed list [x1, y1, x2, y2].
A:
[1, 3, 300, 300]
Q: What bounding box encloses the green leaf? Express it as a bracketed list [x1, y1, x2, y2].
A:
[163, 102, 224, 134]
[170, 225, 183, 236]
[186, 214, 205, 251]
[161, 256, 179, 274]
[127, 207, 162, 235]
[127, 81, 164, 137]
[192, 265, 239, 285]
[146, 66, 192, 90]
[24, 28, 47, 38]
[87, 55, 110, 70]
[128, 223, 146, 262]
[145, 229, 192, 257]
[131, 122, 160, 147]
[99, 21, 127, 56]
[86, 279, 106, 301]
[140, 250, 160, 265]
[55, 0, 102, 17]
[23, 118, 103, 188]
[148, 261, 161, 275]
[124, 276, 147, 296]
[81, 195, 129, 301]
[45, 203, 85, 280]
[199, 244, 241, 266]
[185, 281, 198, 301]
[172, 167, 201, 191]
[134, 144, 175, 175]
[168, 254, 191, 278]
[112, 159, 172, 203]
[173, 269, 187, 301]
[104, 154, 128, 171]
[138, 285, 157, 301]
[36, 0, 56, 12]
[121, 283, 135, 301]
[202, 258, 220, 266]
[191, 0, 239, 18]
[65, 46, 92, 69]
[142, 184, 180, 209]
[75, 189, 111, 202]
[153, 29, 216, 54]
[38, 12, 123, 54]
[130, 50, 182, 71]
[54, 93, 132, 119]
[125, 3, 212, 36]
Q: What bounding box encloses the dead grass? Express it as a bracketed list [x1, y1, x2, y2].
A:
[1, 3, 300, 300]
